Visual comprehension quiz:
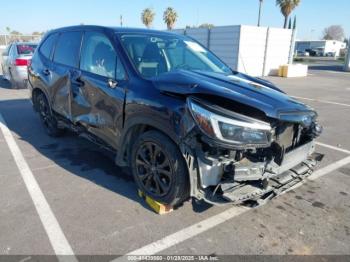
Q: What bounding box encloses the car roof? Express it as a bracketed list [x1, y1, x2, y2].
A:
[48, 25, 182, 37]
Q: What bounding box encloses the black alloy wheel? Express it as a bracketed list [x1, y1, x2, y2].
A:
[135, 141, 172, 197]
[37, 93, 63, 137]
[131, 130, 190, 206]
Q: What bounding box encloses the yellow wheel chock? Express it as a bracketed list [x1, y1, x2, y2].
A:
[138, 190, 173, 215]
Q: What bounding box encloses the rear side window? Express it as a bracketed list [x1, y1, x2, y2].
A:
[17, 44, 37, 55]
[40, 33, 58, 59]
[80, 31, 125, 79]
[53, 31, 82, 67]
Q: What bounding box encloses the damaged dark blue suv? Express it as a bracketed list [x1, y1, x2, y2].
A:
[28, 25, 322, 207]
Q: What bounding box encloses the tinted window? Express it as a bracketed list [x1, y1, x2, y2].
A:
[40, 33, 58, 59]
[17, 44, 37, 55]
[80, 31, 125, 79]
[54, 31, 82, 67]
[120, 34, 231, 78]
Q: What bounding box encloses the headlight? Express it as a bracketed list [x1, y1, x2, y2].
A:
[188, 99, 272, 146]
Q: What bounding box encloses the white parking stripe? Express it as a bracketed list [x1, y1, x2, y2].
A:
[316, 141, 350, 155]
[292, 95, 350, 108]
[113, 155, 350, 259]
[114, 206, 249, 258]
[0, 114, 77, 261]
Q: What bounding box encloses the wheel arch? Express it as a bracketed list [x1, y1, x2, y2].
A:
[32, 87, 51, 112]
[116, 117, 181, 167]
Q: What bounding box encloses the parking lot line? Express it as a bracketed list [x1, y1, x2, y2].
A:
[0, 113, 77, 261]
[292, 95, 350, 108]
[114, 155, 350, 259]
[316, 141, 350, 155]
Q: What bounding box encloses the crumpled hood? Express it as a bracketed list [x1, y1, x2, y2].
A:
[153, 70, 315, 122]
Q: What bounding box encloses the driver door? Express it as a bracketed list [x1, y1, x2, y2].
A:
[71, 30, 127, 149]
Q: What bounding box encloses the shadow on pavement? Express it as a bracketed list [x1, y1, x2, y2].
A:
[308, 65, 345, 72]
[0, 98, 209, 213]
[0, 98, 150, 209]
[0, 75, 12, 89]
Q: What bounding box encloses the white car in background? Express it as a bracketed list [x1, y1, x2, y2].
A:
[1, 42, 37, 89]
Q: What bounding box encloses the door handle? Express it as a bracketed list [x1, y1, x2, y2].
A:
[70, 70, 84, 87]
[107, 79, 118, 89]
[42, 69, 50, 76]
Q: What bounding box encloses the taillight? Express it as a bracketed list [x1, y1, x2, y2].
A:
[15, 58, 29, 66]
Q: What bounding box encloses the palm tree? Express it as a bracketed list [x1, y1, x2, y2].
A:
[163, 7, 178, 30]
[141, 8, 155, 28]
[276, 0, 300, 28]
[257, 0, 263, 27]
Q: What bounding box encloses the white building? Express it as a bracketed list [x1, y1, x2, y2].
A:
[173, 25, 295, 77]
[295, 40, 346, 57]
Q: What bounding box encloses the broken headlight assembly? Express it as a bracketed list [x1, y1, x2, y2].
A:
[188, 98, 273, 147]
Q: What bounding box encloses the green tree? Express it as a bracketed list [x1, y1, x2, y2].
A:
[6, 27, 11, 34]
[163, 7, 178, 30]
[141, 8, 155, 28]
[276, 0, 300, 28]
[257, 0, 263, 27]
[293, 16, 297, 29]
[288, 17, 292, 29]
[322, 25, 345, 41]
[11, 30, 21, 35]
[199, 23, 214, 29]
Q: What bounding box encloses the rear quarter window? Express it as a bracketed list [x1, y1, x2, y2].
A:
[53, 31, 83, 68]
[39, 33, 58, 59]
[17, 44, 37, 55]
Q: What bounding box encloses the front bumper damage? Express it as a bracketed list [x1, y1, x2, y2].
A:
[183, 139, 323, 206]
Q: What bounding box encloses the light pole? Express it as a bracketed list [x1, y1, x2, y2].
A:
[344, 37, 350, 72]
[258, 0, 263, 27]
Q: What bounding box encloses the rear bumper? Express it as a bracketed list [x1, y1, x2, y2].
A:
[11, 66, 29, 88]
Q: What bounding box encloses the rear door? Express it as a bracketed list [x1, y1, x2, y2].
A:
[1, 44, 12, 78]
[29, 32, 58, 96]
[7, 44, 17, 78]
[73, 30, 127, 149]
[50, 31, 83, 120]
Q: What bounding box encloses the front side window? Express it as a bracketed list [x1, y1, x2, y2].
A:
[80, 31, 125, 79]
[40, 33, 58, 59]
[53, 31, 82, 67]
[120, 34, 231, 78]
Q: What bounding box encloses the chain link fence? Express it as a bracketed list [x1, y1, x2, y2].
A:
[0, 34, 42, 47]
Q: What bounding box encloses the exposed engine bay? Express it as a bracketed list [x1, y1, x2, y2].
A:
[182, 97, 323, 206]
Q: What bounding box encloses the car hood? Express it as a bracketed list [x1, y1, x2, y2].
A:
[153, 70, 316, 122]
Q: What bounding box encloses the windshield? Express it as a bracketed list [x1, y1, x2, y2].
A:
[17, 44, 37, 55]
[120, 34, 231, 78]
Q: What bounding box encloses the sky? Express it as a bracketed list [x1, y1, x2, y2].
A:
[1, 0, 349, 40]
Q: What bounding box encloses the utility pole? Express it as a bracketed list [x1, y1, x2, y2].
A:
[257, 0, 263, 27]
[120, 15, 123, 27]
[344, 37, 350, 72]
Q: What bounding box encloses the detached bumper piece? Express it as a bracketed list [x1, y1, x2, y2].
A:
[204, 152, 323, 206]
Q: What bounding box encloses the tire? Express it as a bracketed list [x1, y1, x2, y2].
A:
[131, 130, 190, 206]
[37, 93, 64, 137]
